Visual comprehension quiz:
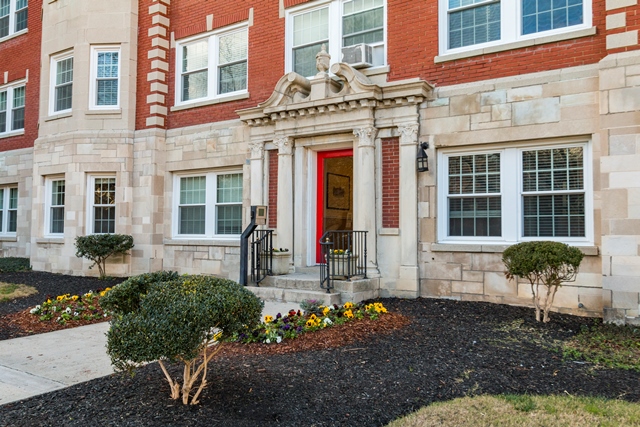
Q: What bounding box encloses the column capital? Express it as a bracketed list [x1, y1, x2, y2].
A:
[354, 126, 378, 147]
[248, 141, 265, 160]
[398, 123, 419, 146]
[274, 135, 294, 155]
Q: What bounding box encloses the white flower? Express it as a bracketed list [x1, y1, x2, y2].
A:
[65, 307, 72, 314]
[29, 308, 38, 314]
[265, 338, 271, 344]
[73, 312, 79, 317]
[323, 318, 333, 325]
[276, 336, 282, 344]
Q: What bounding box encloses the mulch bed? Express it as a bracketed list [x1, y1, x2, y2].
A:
[1, 271, 639, 427]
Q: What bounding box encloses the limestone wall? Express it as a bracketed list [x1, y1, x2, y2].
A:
[599, 51, 640, 325]
[419, 63, 605, 317]
[0, 148, 33, 258]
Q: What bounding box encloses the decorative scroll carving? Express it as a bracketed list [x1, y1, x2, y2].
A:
[248, 141, 265, 159]
[273, 136, 293, 155]
[398, 123, 419, 146]
[353, 127, 378, 148]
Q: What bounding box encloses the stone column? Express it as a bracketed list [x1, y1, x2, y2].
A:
[397, 123, 420, 297]
[353, 126, 378, 272]
[248, 141, 265, 206]
[274, 136, 294, 252]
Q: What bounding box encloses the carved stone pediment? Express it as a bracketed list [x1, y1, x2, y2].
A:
[237, 63, 433, 127]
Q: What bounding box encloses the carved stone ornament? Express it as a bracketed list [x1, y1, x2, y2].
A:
[316, 44, 331, 75]
[353, 127, 378, 147]
[273, 136, 293, 155]
[248, 141, 265, 159]
[398, 123, 419, 145]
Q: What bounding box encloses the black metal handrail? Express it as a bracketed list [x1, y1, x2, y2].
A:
[319, 230, 367, 293]
[251, 230, 273, 285]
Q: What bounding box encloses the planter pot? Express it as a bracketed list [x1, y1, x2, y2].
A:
[326, 254, 358, 278]
[269, 252, 291, 275]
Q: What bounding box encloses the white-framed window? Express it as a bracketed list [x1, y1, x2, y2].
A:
[45, 178, 65, 236]
[438, 0, 592, 55]
[437, 141, 593, 245]
[0, 186, 18, 235]
[89, 46, 120, 110]
[175, 25, 248, 106]
[286, 0, 386, 77]
[173, 171, 243, 238]
[0, 0, 28, 40]
[50, 52, 74, 115]
[87, 176, 116, 234]
[0, 82, 25, 137]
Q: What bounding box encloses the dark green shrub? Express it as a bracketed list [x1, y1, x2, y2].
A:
[74, 234, 134, 279]
[106, 274, 263, 405]
[100, 271, 180, 314]
[0, 257, 31, 272]
[503, 241, 584, 323]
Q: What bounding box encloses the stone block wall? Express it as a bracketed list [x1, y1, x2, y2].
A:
[599, 51, 640, 324]
[419, 62, 605, 317]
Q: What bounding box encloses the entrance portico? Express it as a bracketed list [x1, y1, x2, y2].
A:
[238, 62, 432, 297]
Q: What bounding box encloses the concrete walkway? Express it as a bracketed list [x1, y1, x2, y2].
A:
[0, 300, 300, 406]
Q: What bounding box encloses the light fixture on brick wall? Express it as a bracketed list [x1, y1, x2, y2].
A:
[417, 142, 429, 172]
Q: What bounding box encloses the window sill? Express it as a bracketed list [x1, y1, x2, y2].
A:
[0, 29, 28, 44]
[431, 242, 599, 256]
[36, 237, 65, 244]
[164, 238, 241, 247]
[0, 236, 17, 242]
[435, 27, 597, 64]
[85, 109, 122, 119]
[45, 111, 73, 122]
[171, 92, 250, 112]
[0, 130, 25, 139]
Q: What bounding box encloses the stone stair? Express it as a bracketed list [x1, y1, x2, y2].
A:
[245, 267, 379, 306]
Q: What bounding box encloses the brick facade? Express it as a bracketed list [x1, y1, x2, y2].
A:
[268, 149, 278, 229]
[381, 137, 399, 229]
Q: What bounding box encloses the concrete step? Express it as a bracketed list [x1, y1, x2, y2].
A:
[246, 286, 341, 306]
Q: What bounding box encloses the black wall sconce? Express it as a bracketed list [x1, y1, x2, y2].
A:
[417, 142, 429, 172]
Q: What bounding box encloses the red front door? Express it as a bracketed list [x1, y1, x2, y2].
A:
[316, 149, 353, 263]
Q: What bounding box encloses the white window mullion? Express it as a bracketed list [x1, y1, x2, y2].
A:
[503, 148, 518, 242]
[206, 174, 216, 237]
[211, 34, 219, 98]
[328, 1, 341, 64]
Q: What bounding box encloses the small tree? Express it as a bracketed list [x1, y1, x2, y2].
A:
[74, 234, 134, 279]
[105, 274, 263, 405]
[502, 241, 584, 323]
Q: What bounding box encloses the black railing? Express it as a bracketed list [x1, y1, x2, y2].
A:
[319, 230, 367, 293]
[251, 230, 273, 285]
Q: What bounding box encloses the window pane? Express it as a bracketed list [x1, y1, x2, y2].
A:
[217, 173, 242, 203]
[0, 0, 8, 38]
[216, 205, 241, 234]
[94, 178, 115, 205]
[342, 6, 383, 47]
[182, 41, 208, 72]
[55, 84, 72, 112]
[293, 42, 327, 77]
[219, 62, 247, 94]
[522, 193, 585, 237]
[51, 180, 65, 206]
[293, 7, 328, 47]
[219, 30, 247, 65]
[97, 52, 119, 78]
[56, 58, 73, 85]
[449, 2, 500, 49]
[0, 91, 6, 132]
[522, 0, 583, 35]
[449, 196, 501, 237]
[51, 206, 64, 233]
[15, 4, 27, 33]
[182, 70, 208, 101]
[180, 176, 206, 205]
[9, 187, 17, 209]
[94, 206, 115, 234]
[179, 206, 206, 234]
[97, 79, 118, 106]
[448, 153, 500, 195]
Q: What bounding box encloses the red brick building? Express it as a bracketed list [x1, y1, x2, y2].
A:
[1, 0, 639, 324]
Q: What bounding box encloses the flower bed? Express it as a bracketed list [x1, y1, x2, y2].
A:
[29, 287, 113, 324]
[232, 301, 388, 344]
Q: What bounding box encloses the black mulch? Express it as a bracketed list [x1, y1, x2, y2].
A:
[1, 272, 639, 427]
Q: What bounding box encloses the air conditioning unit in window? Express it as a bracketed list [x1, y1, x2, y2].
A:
[341, 43, 373, 69]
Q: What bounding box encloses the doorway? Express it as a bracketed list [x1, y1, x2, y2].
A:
[316, 149, 353, 263]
